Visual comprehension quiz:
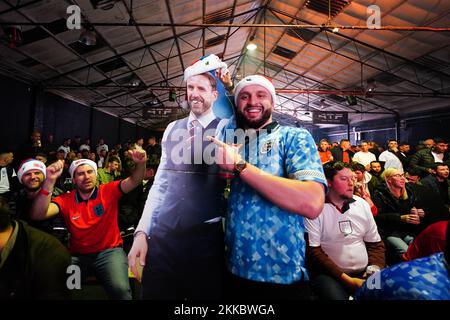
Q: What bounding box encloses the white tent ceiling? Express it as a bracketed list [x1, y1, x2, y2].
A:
[0, 0, 449, 130]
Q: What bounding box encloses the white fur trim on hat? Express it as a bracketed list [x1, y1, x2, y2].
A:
[234, 75, 277, 106]
[17, 159, 46, 183]
[69, 159, 98, 179]
[184, 54, 228, 81]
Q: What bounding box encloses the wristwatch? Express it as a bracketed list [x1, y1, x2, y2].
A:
[233, 159, 247, 176]
[366, 265, 380, 276]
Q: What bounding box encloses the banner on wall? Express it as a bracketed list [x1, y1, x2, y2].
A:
[312, 111, 348, 125]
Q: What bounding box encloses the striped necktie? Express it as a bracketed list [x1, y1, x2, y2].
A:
[189, 119, 201, 137]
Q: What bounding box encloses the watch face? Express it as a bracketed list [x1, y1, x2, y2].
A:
[235, 160, 247, 173]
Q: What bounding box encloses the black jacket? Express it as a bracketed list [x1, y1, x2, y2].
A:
[372, 183, 448, 238]
[0, 220, 71, 299]
[331, 147, 354, 163]
[409, 148, 450, 178]
[421, 175, 450, 211]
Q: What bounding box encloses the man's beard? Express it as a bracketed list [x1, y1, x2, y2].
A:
[339, 193, 353, 201]
[188, 98, 211, 116]
[235, 106, 272, 129]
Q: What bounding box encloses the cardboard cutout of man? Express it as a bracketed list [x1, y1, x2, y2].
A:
[129, 55, 233, 300]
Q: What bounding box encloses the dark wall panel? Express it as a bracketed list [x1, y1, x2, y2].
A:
[1, 74, 157, 154]
[399, 114, 450, 145]
[0, 75, 32, 150]
[320, 111, 450, 148]
[119, 120, 136, 144]
[362, 129, 396, 147]
[91, 110, 119, 147]
[136, 126, 148, 141]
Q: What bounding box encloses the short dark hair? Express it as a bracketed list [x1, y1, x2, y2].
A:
[188, 72, 217, 91]
[202, 72, 217, 90]
[370, 160, 381, 166]
[0, 198, 12, 232]
[36, 152, 47, 159]
[108, 156, 121, 164]
[0, 147, 12, 155]
[431, 162, 448, 170]
[407, 167, 421, 176]
[351, 162, 366, 173]
[434, 137, 447, 144]
[323, 161, 351, 180]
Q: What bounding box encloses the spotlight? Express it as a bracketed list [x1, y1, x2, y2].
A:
[332, 27, 339, 33]
[130, 79, 140, 87]
[319, 99, 327, 109]
[235, 67, 243, 81]
[169, 89, 177, 102]
[246, 36, 257, 51]
[365, 79, 376, 92]
[79, 26, 97, 46]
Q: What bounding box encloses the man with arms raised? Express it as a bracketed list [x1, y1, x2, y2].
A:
[31, 150, 146, 300]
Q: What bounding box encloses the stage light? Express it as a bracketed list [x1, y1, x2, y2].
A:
[246, 36, 257, 51]
[79, 27, 97, 46]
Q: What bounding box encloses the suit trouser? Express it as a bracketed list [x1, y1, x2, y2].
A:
[141, 222, 225, 300]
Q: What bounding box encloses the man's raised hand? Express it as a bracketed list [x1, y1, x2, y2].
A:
[46, 160, 64, 181]
[129, 149, 147, 164]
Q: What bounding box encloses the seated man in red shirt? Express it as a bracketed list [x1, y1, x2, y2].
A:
[31, 150, 146, 300]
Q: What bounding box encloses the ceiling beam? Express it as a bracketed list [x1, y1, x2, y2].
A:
[1, 21, 449, 31]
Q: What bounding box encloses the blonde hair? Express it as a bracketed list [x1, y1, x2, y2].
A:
[382, 168, 408, 200]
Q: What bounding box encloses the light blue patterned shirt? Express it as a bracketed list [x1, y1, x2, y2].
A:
[356, 252, 450, 300]
[225, 122, 327, 284]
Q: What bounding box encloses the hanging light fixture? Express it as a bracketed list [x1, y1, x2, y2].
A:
[235, 67, 243, 81]
[79, 26, 97, 46]
[365, 79, 377, 92]
[246, 36, 257, 51]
